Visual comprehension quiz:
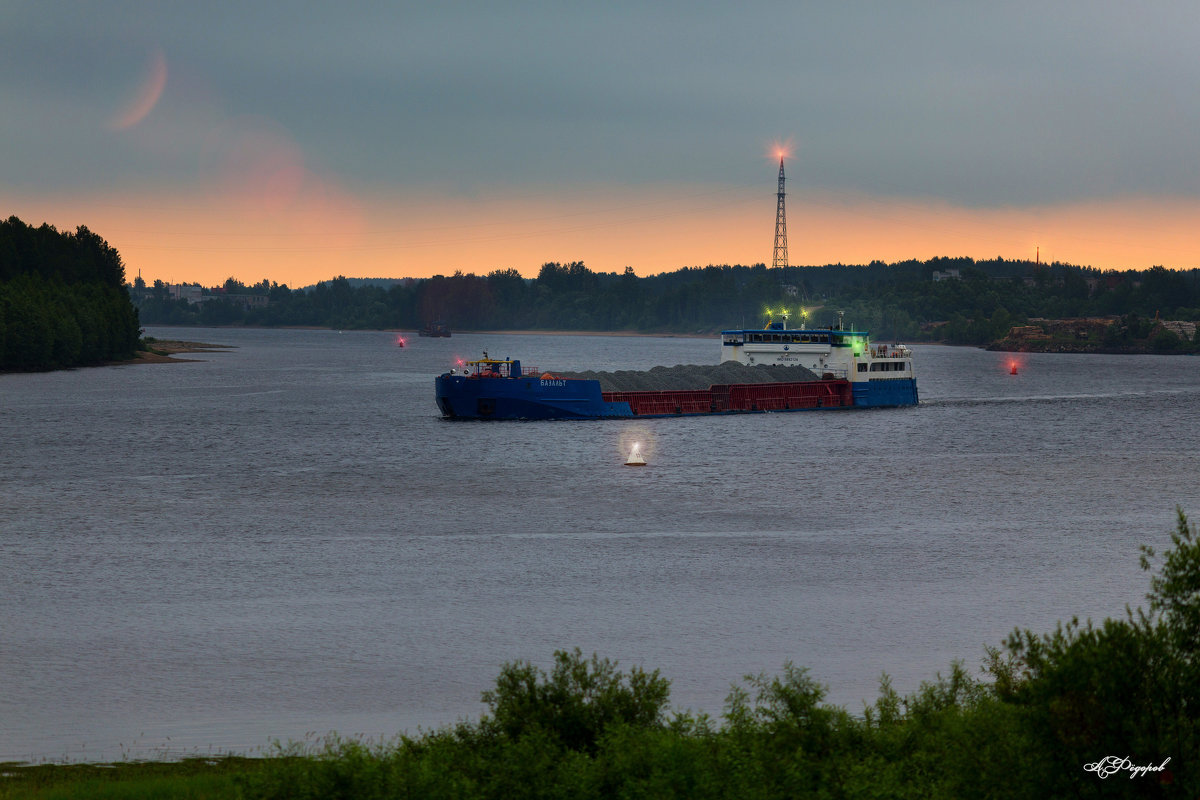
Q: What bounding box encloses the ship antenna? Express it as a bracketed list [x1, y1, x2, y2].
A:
[772, 156, 788, 273]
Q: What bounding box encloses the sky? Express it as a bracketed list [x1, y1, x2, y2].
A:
[3, 1, 1199, 287]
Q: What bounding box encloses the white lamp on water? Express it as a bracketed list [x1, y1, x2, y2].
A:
[624, 442, 646, 467]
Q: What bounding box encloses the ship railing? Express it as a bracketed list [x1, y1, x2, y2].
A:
[463, 363, 542, 378]
[872, 345, 912, 359]
[464, 362, 509, 377]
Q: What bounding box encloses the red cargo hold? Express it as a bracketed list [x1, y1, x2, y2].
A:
[603, 379, 851, 416]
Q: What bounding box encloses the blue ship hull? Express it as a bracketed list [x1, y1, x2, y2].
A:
[436, 374, 634, 419]
[436, 373, 917, 420]
[852, 378, 920, 408]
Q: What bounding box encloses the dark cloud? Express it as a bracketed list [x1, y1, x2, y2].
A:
[3, 1, 1198, 204]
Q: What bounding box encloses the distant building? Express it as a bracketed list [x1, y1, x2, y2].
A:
[931, 269, 961, 282]
[166, 284, 269, 309]
[168, 284, 204, 303]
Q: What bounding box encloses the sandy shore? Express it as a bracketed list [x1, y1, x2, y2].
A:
[466, 329, 711, 338]
[127, 339, 234, 364]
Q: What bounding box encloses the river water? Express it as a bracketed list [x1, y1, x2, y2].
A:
[3, 326, 1199, 763]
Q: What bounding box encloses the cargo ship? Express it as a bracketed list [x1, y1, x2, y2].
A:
[434, 313, 917, 420]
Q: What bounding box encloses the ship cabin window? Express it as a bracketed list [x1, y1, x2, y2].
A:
[857, 363, 868, 373]
[799, 335, 810, 343]
[751, 334, 763, 342]
[868, 361, 910, 372]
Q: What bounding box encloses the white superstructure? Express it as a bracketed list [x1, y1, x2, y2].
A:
[720, 312, 917, 406]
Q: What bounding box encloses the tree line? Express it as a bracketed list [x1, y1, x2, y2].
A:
[1, 216, 140, 371]
[135, 257, 1200, 348]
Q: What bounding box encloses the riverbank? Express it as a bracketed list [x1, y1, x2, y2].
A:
[469, 329, 709, 338]
[128, 338, 235, 364]
[144, 323, 712, 338]
[0, 340, 232, 374]
[987, 319, 1198, 354]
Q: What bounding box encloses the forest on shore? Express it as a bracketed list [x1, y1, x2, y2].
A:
[0, 216, 140, 371]
[7, 207, 1200, 371]
[4, 509, 1197, 798]
[135, 257, 1200, 352]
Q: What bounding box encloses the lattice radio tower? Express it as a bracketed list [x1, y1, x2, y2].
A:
[772, 156, 788, 271]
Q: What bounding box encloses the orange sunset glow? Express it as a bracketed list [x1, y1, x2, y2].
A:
[6, 187, 1198, 287]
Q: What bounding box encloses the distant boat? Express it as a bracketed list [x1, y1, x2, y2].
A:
[419, 321, 451, 338]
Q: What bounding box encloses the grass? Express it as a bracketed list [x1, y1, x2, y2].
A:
[0, 757, 264, 800]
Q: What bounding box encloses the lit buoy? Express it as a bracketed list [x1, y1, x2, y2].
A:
[1010, 362, 1018, 375]
[624, 442, 646, 467]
